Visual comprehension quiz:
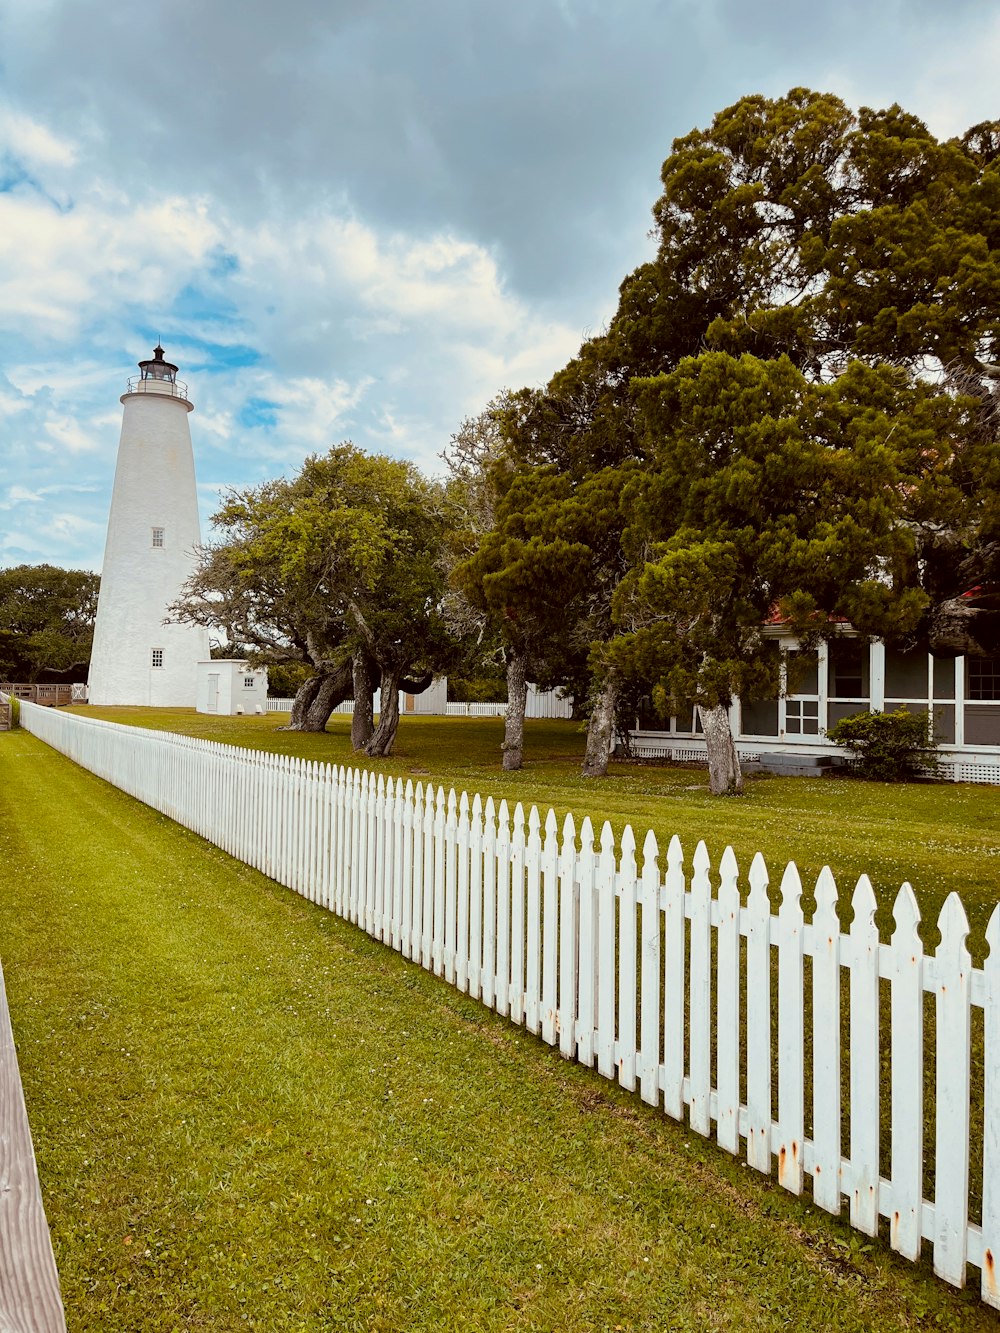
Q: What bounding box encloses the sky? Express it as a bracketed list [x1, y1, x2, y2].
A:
[1, 0, 998, 574]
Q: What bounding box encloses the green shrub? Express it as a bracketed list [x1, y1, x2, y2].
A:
[825, 707, 939, 782]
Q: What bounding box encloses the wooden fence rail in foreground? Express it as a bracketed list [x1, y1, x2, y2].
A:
[0, 960, 66, 1331]
[18, 700, 1000, 1305]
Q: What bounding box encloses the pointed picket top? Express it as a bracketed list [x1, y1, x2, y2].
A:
[642, 827, 659, 871]
[779, 861, 803, 914]
[815, 865, 838, 917]
[718, 844, 739, 913]
[471, 791, 482, 822]
[851, 875, 878, 932]
[621, 823, 636, 868]
[447, 788, 458, 818]
[385, 775, 394, 801]
[693, 839, 711, 881]
[498, 798, 510, 830]
[667, 833, 683, 871]
[719, 844, 738, 884]
[513, 803, 526, 834]
[936, 892, 971, 960]
[891, 882, 921, 945]
[987, 903, 1000, 965]
[545, 808, 558, 841]
[562, 811, 577, 846]
[405, 778, 414, 801]
[413, 779, 423, 806]
[436, 784, 446, 811]
[748, 851, 769, 906]
[580, 815, 594, 856]
[528, 805, 541, 838]
[459, 790, 470, 818]
[484, 794, 495, 822]
[600, 819, 616, 857]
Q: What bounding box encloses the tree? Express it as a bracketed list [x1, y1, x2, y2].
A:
[174, 444, 458, 753]
[0, 564, 100, 682]
[483, 89, 1000, 790]
[610, 352, 968, 793]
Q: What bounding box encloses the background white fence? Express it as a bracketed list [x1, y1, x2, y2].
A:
[266, 684, 573, 720]
[17, 700, 999, 1304]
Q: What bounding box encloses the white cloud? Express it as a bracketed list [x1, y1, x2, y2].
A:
[0, 102, 77, 169]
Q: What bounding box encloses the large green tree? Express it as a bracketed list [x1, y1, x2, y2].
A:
[481, 89, 1000, 788]
[0, 564, 100, 683]
[174, 445, 459, 752]
[610, 353, 973, 792]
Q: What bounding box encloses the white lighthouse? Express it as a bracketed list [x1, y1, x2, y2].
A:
[88, 346, 209, 706]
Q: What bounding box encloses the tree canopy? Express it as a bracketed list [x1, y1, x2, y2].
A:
[460, 88, 1000, 790]
[0, 564, 100, 683]
[174, 444, 459, 753]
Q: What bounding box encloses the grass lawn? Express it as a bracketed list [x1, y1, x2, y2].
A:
[75, 707, 1000, 959]
[0, 723, 996, 1329]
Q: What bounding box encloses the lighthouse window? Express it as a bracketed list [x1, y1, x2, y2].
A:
[152, 527, 164, 547]
[151, 648, 164, 669]
[243, 675, 256, 688]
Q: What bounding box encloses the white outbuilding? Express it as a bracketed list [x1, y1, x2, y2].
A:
[196, 660, 269, 715]
[88, 346, 209, 706]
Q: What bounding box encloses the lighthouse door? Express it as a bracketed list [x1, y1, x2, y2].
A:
[207, 673, 220, 713]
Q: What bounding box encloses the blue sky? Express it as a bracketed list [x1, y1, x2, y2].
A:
[1, 0, 998, 572]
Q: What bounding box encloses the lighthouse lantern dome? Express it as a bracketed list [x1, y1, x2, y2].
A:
[139, 344, 178, 382]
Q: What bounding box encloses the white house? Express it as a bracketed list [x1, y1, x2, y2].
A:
[196, 660, 269, 716]
[628, 631, 1000, 783]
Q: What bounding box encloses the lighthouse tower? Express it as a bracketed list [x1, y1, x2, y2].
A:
[88, 346, 210, 706]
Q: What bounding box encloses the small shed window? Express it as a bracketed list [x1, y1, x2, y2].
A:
[152, 527, 164, 547]
[151, 648, 164, 669]
[243, 675, 255, 688]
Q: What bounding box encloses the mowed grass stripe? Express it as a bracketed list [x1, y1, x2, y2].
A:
[0, 730, 992, 1331]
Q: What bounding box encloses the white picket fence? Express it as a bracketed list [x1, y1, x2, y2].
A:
[17, 700, 999, 1303]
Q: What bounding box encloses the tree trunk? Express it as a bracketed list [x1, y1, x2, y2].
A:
[351, 653, 376, 750]
[283, 675, 322, 730]
[502, 649, 528, 771]
[582, 674, 619, 778]
[364, 668, 403, 757]
[699, 702, 743, 795]
[282, 665, 352, 732]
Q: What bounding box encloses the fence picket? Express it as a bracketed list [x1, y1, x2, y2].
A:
[456, 791, 471, 992]
[617, 827, 638, 1093]
[889, 883, 923, 1261]
[596, 822, 616, 1081]
[638, 830, 661, 1107]
[746, 853, 771, 1173]
[525, 807, 542, 1036]
[716, 846, 740, 1154]
[933, 893, 972, 1287]
[467, 795, 483, 999]
[811, 867, 842, 1215]
[495, 801, 511, 1018]
[541, 809, 559, 1047]
[983, 905, 1000, 1308]
[558, 814, 577, 1061]
[481, 798, 497, 1009]
[510, 805, 526, 1026]
[849, 876, 880, 1236]
[576, 818, 597, 1069]
[663, 835, 685, 1121]
[689, 841, 712, 1137]
[776, 862, 804, 1195]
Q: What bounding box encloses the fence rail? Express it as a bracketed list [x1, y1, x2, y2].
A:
[18, 700, 1000, 1304]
